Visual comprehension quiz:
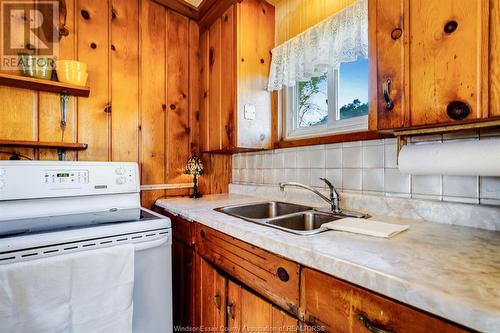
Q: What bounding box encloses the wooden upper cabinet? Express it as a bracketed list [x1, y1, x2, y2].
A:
[370, 0, 493, 131]
[200, 0, 275, 152]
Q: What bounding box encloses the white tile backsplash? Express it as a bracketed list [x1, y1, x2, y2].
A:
[310, 169, 326, 188]
[325, 148, 342, 168]
[231, 137, 500, 207]
[384, 143, 398, 168]
[362, 145, 384, 168]
[362, 169, 384, 192]
[412, 175, 442, 196]
[384, 169, 410, 194]
[342, 169, 362, 191]
[342, 147, 362, 168]
[442, 176, 478, 199]
[272, 152, 285, 169]
[325, 169, 342, 189]
[480, 177, 500, 200]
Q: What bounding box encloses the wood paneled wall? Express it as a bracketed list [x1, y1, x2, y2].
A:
[275, 0, 356, 45]
[0, 0, 231, 207]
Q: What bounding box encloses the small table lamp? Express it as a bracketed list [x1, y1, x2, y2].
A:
[183, 155, 204, 198]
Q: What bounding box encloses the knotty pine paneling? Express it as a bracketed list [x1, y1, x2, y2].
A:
[77, 0, 110, 161]
[275, 0, 356, 45]
[166, 10, 192, 193]
[38, 0, 77, 161]
[111, 0, 140, 162]
[140, 0, 166, 207]
[0, 0, 221, 208]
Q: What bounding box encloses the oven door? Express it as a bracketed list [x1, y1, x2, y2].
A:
[133, 232, 172, 333]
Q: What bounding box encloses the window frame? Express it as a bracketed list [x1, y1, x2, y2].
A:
[283, 67, 368, 140]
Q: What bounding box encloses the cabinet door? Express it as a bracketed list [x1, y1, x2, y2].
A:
[172, 238, 195, 329]
[301, 268, 468, 333]
[236, 0, 275, 149]
[370, 0, 407, 130]
[227, 280, 298, 332]
[195, 255, 226, 331]
[408, 0, 488, 127]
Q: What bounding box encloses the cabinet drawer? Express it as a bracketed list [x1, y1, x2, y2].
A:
[301, 268, 470, 333]
[195, 223, 300, 316]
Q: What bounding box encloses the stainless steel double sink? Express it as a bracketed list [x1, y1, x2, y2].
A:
[215, 201, 366, 235]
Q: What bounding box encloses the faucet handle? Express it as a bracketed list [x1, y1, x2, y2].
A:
[319, 177, 334, 191]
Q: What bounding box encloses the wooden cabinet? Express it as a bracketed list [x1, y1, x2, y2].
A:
[195, 254, 297, 333]
[227, 280, 298, 332]
[195, 223, 300, 316]
[301, 267, 469, 333]
[200, 0, 275, 152]
[370, 0, 495, 131]
[195, 255, 227, 331]
[164, 214, 473, 332]
[170, 213, 197, 330]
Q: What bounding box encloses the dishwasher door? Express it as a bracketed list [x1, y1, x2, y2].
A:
[133, 231, 172, 333]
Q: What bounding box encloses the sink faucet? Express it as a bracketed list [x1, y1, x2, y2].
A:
[279, 178, 341, 213]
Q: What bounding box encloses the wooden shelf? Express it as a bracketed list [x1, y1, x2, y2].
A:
[0, 139, 88, 150]
[0, 73, 90, 97]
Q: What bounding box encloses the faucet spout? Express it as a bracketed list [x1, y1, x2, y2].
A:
[278, 180, 341, 213]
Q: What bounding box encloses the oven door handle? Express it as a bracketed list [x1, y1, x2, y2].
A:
[135, 237, 169, 251]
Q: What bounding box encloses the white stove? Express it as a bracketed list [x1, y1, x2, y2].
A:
[0, 161, 172, 333]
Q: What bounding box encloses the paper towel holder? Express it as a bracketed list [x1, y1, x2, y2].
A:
[394, 119, 500, 164]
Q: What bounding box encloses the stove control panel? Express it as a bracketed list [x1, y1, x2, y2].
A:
[0, 161, 140, 201]
[42, 170, 89, 185]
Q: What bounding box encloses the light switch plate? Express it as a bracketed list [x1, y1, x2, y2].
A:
[244, 104, 256, 120]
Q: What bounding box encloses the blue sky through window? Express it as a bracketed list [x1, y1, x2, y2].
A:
[297, 57, 368, 127]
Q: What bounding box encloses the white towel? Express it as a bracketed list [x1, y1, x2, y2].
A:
[0, 245, 135, 333]
[323, 218, 409, 238]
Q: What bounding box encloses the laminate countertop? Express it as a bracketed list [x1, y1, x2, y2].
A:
[156, 194, 500, 332]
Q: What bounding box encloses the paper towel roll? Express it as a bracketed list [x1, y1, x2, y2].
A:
[398, 138, 500, 176]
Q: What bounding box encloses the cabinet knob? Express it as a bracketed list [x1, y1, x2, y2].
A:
[382, 78, 394, 111]
[81, 9, 90, 20]
[277, 267, 289, 282]
[390, 28, 403, 40]
[444, 20, 458, 34]
[447, 101, 470, 121]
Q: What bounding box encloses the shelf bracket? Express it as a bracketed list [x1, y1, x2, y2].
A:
[60, 92, 69, 130]
[57, 147, 66, 161]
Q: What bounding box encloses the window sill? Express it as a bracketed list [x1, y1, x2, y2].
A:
[274, 130, 393, 149]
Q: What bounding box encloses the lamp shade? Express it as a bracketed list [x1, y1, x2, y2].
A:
[183, 156, 203, 176]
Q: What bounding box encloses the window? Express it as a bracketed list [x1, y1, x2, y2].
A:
[285, 57, 369, 139]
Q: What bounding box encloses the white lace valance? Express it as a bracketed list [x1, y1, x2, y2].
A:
[267, 0, 368, 91]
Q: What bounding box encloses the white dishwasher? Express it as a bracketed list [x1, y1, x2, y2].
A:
[0, 161, 172, 333]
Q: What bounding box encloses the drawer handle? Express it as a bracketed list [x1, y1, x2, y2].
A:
[358, 314, 393, 333]
[209, 47, 215, 66]
[383, 78, 394, 111]
[214, 293, 222, 310]
[227, 302, 236, 319]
